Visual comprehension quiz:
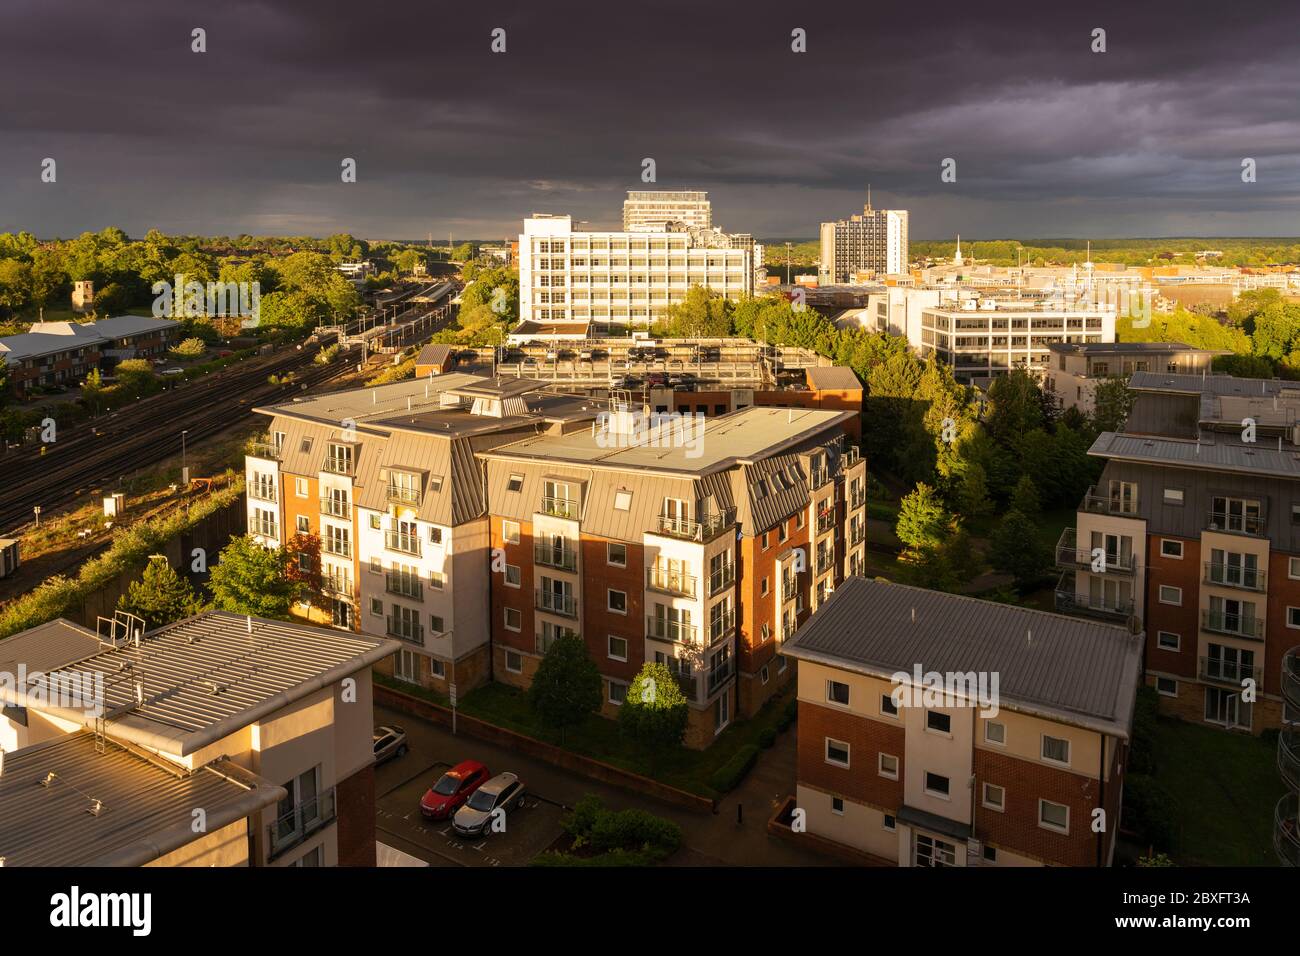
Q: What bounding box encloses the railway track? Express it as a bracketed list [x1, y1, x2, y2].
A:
[0, 343, 351, 532]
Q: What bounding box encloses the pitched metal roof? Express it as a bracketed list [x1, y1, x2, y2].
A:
[783, 577, 1142, 737]
[805, 365, 863, 391]
[0, 611, 400, 756]
[0, 732, 284, 866]
[1090, 430, 1300, 480]
[0, 619, 102, 675]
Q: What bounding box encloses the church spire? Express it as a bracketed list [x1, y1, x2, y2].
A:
[954, 234, 963, 267]
[865, 183, 872, 213]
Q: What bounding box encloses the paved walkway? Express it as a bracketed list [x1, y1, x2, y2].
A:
[376, 703, 839, 867]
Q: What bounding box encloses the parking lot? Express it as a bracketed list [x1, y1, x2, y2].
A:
[374, 720, 567, 867]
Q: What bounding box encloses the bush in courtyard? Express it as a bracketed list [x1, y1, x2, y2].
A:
[709, 743, 759, 793]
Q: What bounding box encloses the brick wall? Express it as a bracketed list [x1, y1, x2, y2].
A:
[334, 763, 376, 867]
[796, 700, 905, 807]
[1144, 534, 1200, 679]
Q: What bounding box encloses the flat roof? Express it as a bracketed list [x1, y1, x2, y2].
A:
[1089, 430, 1300, 480]
[480, 405, 854, 476]
[783, 576, 1142, 737]
[1048, 341, 1213, 355]
[0, 611, 400, 756]
[0, 732, 284, 866]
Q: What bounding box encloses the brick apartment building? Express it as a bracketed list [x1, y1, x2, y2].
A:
[1057, 371, 1300, 735]
[480, 403, 865, 747]
[0, 611, 397, 866]
[786, 577, 1142, 867]
[0, 315, 179, 399]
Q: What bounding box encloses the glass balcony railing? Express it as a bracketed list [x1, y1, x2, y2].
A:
[1205, 510, 1265, 536]
[536, 588, 577, 618]
[647, 567, 697, 598]
[268, 787, 336, 861]
[384, 530, 421, 557]
[708, 608, 735, 644]
[1078, 485, 1139, 517]
[1053, 574, 1133, 620]
[385, 572, 423, 601]
[540, 496, 579, 519]
[322, 537, 351, 559]
[387, 484, 423, 507]
[386, 616, 424, 644]
[708, 565, 735, 596]
[321, 456, 353, 475]
[1055, 529, 1135, 575]
[1201, 610, 1264, 640]
[1198, 656, 1261, 687]
[534, 542, 578, 572]
[320, 496, 351, 518]
[707, 659, 734, 694]
[246, 441, 281, 461]
[1204, 563, 1266, 592]
[248, 480, 277, 502]
[656, 509, 733, 543]
[647, 615, 697, 644]
[250, 519, 279, 540]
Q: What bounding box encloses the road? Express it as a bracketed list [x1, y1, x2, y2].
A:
[373, 703, 841, 867]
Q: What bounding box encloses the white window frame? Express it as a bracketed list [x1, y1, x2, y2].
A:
[1038, 799, 1070, 834]
[502, 520, 520, 545]
[924, 771, 951, 800]
[504, 649, 523, 673]
[880, 693, 900, 719]
[1155, 676, 1178, 697]
[1160, 539, 1184, 559]
[607, 635, 628, 662]
[984, 720, 1006, 746]
[607, 589, 627, 614]
[982, 782, 1005, 812]
[1041, 734, 1071, 767]
[824, 737, 850, 768]
[608, 680, 628, 706]
[1157, 631, 1180, 651]
[830, 796, 844, 816]
[504, 564, 521, 588]
[607, 542, 627, 567]
[1158, 585, 1182, 606]
[1287, 607, 1300, 630]
[878, 753, 899, 780]
[826, 679, 851, 707]
[504, 607, 521, 632]
[926, 711, 952, 736]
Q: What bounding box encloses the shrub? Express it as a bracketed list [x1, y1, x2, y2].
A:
[589, 808, 681, 857]
[776, 697, 798, 732]
[758, 727, 777, 749]
[1128, 686, 1159, 776]
[1122, 774, 1178, 852]
[709, 743, 759, 793]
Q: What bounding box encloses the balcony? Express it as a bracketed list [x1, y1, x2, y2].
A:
[708, 565, 735, 596]
[534, 541, 578, 572]
[816, 552, 834, 576]
[267, 786, 337, 861]
[322, 574, 352, 597]
[708, 607, 735, 644]
[1204, 563, 1266, 592]
[536, 588, 578, 618]
[250, 518, 279, 540]
[1279, 728, 1300, 793]
[849, 526, 866, 547]
[1078, 485, 1139, 517]
[246, 441, 281, 461]
[647, 566, 697, 598]
[321, 456, 354, 476]
[707, 659, 734, 694]
[536, 628, 577, 656]
[248, 479, 277, 503]
[1054, 529, 1135, 575]
[321, 537, 351, 559]
[1201, 610, 1264, 641]
[387, 484, 423, 507]
[647, 615, 698, 644]
[385, 571, 423, 601]
[320, 496, 351, 519]
[1274, 792, 1300, 867]
[1284, 648, 1300, 712]
[843, 446, 863, 469]
[1205, 510, 1265, 537]
[386, 616, 424, 644]
[1053, 575, 1133, 620]
[384, 530, 421, 557]
[849, 489, 866, 510]
[655, 509, 733, 543]
[1198, 656, 1262, 688]
[674, 671, 699, 704]
[810, 469, 830, 489]
[540, 496, 579, 519]
[816, 513, 835, 536]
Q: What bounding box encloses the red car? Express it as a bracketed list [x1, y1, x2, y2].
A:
[420, 760, 490, 820]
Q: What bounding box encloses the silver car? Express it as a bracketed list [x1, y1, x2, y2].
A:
[451, 772, 526, 838]
[373, 725, 408, 764]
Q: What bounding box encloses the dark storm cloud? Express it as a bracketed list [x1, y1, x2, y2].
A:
[2, 0, 1299, 239]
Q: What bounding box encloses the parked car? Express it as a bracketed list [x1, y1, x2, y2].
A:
[612, 374, 639, 389]
[693, 345, 720, 362]
[646, 371, 669, 388]
[451, 771, 526, 837]
[421, 760, 491, 820]
[372, 725, 408, 764]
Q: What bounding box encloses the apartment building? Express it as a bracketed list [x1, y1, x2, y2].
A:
[1058, 371, 1300, 735]
[246, 374, 599, 695]
[0, 610, 398, 866]
[518, 214, 760, 334]
[480, 405, 866, 747]
[1045, 342, 1223, 415]
[819, 201, 908, 283]
[0, 315, 180, 399]
[623, 189, 712, 231]
[786, 577, 1142, 867]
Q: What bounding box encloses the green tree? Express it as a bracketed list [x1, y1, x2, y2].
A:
[169, 337, 207, 359]
[618, 662, 690, 763]
[989, 510, 1051, 589]
[654, 285, 732, 338]
[208, 534, 296, 619]
[986, 367, 1046, 444]
[117, 554, 203, 629]
[1091, 377, 1135, 433]
[955, 461, 993, 517]
[0, 257, 32, 314]
[81, 367, 106, 414]
[895, 483, 949, 553]
[1009, 475, 1041, 516]
[529, 634, 603, 743]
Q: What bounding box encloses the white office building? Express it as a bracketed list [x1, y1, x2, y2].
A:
[819, 201, 908, 283]
[623, 190, 712, 231]
[519, 214, 760, 334]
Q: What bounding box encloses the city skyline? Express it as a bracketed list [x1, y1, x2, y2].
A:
[3, 0, 1300, 240]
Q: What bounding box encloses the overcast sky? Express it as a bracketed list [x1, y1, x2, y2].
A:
[3, 0, 1299, 241]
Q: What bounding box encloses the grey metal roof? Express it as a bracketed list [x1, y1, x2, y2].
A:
[804, 365, 863, 391]
[1129, 370, 1288, 397]
[0, 619, 102, 675]
[0, 732, 284, 866]
[0, 316, 178, 365]
[1090, 430, 1300, 480]
[415, 343, 454, 367]
[783, 577, 1143, 737]
[1048, 341, 1206, 355]
[0, 611, 400, 756]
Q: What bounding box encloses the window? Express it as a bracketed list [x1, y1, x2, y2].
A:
[831, 796, 844, 815]
[429, 658, 446, 679]
[982, 845, 997, 863]
[430, 615, 445, 633]
[607, 542, 627, 567]
[296, 515, 309, 533]
[761, 532, 770, 551]
[1156, 676, 1177, 697]
[826, 680, 850, 706]
[429, 475, 443, 493]
[1157, 631, 1180, 651]
[1163, 488, 1184, 505]
[370, 557, 381, 574]
[924, 772, 950, 798]
[777, 524, 789, 544]
[507, 474, 524, 493]
[984, 720, 1005, 745]
[504, 608, 521, 632]
[607, 589, 627, 614]
[1158, 585, 1182, 606]
[613, 490, 632, 511]
[1161, 539, 1183, 559]
[1039, 799, 1069, 833]
[1289, 607, 1300, 629]
[608, 681, 627, 705]
[394, 650, 418, 683]
[881, 694, 899, 718]
[1041, 735, 1071, 766]
[796, 511, 806, 530]
[883, 814, 896, 832]
[429, 571, 445, 591]
[502, 520, 520, 545]
[926, 712, 952, 734]
[760, 665, 769, 684]
[370, 598, 383, 616]
[761, 577, 770, 596]
[299, 437, 313, 454]
[504, 650, 522, 673]
[369, 513, 382, 530]
[505, 564, 520, 587]
[608, 635, 628, 661]
[294, 477, 308, 498]
[1290, 557, 1300, 580]
[825, 738, 850, 767]
[776, 655, 787, 673]
[982, 783, 1005, 811]
[878, 753, 899, 779]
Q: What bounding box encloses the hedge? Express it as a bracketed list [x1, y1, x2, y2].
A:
[709, 743, 760, 793]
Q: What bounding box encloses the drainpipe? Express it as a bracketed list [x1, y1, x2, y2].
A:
[1097, 731, 1106, 868]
